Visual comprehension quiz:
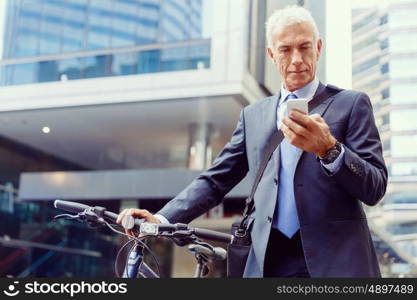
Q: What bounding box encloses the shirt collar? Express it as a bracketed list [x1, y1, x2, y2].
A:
[279, 77, 320, 105]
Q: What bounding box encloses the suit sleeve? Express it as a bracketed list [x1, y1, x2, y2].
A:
[156, 109, 249, 224]
[324, 92, 388, 206]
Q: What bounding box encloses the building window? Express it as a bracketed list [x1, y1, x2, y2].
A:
[380, 63, 389, 74]
[391, 135, 417, 158]
[390, 33, 417, 53]
[389, 8, 417, 28]
[352, 36, 378, 53]
[353, 57, 379, 75]
[391, 83, 417, 104]
[380, 39, 389, 50]
[390, 110, 417, 131]
[390, 58, 417, 79]
[0, 42, 211, 86]
[3, 0, 212, 58]
[381, 87, 390, 99]
[382, 138, 391, 152]
[392, 162, 417, 176]
[382, 113, 390, 126]
[352, 11, 378, 32]
[380, 14, 388, 26]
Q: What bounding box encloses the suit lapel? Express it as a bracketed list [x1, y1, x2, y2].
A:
[294, 82, 338, 166]
[260, 82, 337, 175]
[309, 82, 336, 116]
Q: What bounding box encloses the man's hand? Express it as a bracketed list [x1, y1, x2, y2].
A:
[280, 109, 336, 157]
[116, 208, 161, 237]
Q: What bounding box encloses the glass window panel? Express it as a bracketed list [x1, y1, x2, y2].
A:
[392, 162, 417, 176]
[189, 44, 210, 69]
[0, 66, 14, 86]
[353, 36, 378, 53]
[160, 0, 191, 42]
[391, 83, 417, 104]
[137, 49, 160, 73]
[138, 0, 160, 20]
[136, 0, 160, 45]
[58, 57, 83, 80]
[390, 110, 417, 131]
[111, 18, 137, 48]
[161, 46, 191, 71]
[61, 3, 87, 53]
[390, 58, 417, 79]
[390, 33, 417, 53]
[352, 11, 378, 32]
[112, 53, 137, 75]
[82, 55, 110, 78]
[15, 5, 42, 57]
[188, 0, 205, 39]
[391, 135, 417, 158]
[352, 57, 379, 75]
[12, 63, 36, 85]
[389, 8, 417, 28]
[15, 29, 39, 57]
[87, 1, 112, 50]
[62, 21, 85, 52]
[39, 4, 64, 55]
[136, 22, 158, 44]
[37, 60, 59, 82]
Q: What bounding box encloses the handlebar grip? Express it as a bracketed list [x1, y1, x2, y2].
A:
[193, 228, 233, 244]
[54, 200, 90, 214]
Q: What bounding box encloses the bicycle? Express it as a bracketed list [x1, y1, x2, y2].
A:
[53, 200, 233, 278]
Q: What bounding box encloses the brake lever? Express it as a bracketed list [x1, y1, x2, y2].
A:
[156, 231, 196, 247]
[54, 214, 79, 220]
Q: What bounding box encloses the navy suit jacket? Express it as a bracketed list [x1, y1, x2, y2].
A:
[158, 83, 388, 277]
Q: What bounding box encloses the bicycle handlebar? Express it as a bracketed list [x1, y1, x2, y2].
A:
[54, 200, 233, 244]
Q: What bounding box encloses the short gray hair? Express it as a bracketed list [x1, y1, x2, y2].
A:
[265, 5, 319, 49]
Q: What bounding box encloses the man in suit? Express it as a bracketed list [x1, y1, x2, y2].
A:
[117, 5, 387, 277]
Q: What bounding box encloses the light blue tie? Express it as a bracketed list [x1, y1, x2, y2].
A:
[275, 93, 300, 238]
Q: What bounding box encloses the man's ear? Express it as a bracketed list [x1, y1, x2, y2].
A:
[316, 39, 322, 61]
[267, 48, 276, 64]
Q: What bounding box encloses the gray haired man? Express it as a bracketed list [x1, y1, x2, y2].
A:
[118, 6, 387, 278]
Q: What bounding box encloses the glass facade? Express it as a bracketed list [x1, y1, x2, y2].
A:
[0, 0, 212, 86]
[390, 57, 417, 79]
[352, 1, 417, 277]
[391, 83, 417, 104]
[0, 44, 210, 86]
[390, 110, 417, 131]
[392, 162, 417, 176]
[391, 136, 417, 158]
[389, 7, 417, 28]
[390, 33, 417, 53]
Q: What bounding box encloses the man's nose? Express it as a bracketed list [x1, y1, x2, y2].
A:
[291, 50, 303, 65]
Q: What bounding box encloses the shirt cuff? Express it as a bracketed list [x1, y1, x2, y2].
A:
[154, 214, 170, 224]
[321, 145, 345, 173]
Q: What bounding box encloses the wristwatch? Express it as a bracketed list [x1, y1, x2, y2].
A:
[319, 141, 342, 164]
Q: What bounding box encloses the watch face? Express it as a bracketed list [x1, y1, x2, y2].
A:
[327, 149, 340, 162]
[322, 142, 341, 164]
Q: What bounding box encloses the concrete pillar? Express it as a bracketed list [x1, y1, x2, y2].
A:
[187, 122, 224, 219]
[187, 123, 213, 171]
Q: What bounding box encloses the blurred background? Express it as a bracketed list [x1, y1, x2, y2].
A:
[0, 0, 416, 278]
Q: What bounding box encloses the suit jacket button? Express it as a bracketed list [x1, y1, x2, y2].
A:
[267, 216, 272, 223]
[274, 178, 278, 185]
